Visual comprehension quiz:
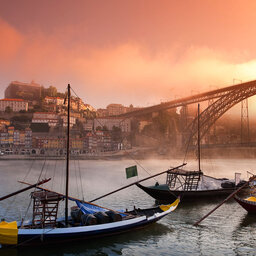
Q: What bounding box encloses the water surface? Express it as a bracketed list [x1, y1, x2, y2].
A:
[0, 158, 256, 255]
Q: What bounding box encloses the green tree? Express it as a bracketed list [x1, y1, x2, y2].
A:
[96, 126, 102, 131]
[5, 106, 12, 113]
[112, 126, 122, 142]
[46, 86, 58, 97]
[102, 125, 108, 131]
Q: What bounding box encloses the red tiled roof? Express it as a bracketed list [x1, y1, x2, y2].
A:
[1, 98, 25, 102]
[45, 96, 63, 100]
[34, 112, 57, 115]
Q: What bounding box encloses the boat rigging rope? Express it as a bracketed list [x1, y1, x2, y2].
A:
[51, 159, 58, 190]
[73, 160, 80, 198]
[70, 85, 183, 200]
[20, 193, 33, 228]
[20, 159, 48, 227]
[78, 160, 85, 201]
[182, 120, 196, 165]
[70, 84, 161, 184]
[13, 225, 57, 248]
[22, 158, 36, 182]
[43, 160, 50, 180]
[2, 158, 38, 217]
[61, 159, 66, 195]
[37, 159, 47, 184]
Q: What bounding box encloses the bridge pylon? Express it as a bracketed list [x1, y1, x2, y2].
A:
[241, 98, 250, 143]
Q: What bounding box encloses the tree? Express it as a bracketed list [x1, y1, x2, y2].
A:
[5, 106, 12, 113]
[46, 86, 57, 97]
[102, 125, 108, 131]
[112, 126, 122, 142]
[11, 115, 31, 123]
[96, 126, 102, 131]
[30, 123, 50, 132]
[33, 105, 41, 111]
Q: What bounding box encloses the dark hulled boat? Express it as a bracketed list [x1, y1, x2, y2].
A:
[234, 195, 256, 214]
[136, 168, 247, 202]
[137, 104, 247, 202]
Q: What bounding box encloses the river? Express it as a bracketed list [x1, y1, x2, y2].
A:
[0, 158, 256, 256]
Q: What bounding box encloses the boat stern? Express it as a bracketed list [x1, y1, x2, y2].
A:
[159, 197, 180, 213]
[0, 221, 18, 246]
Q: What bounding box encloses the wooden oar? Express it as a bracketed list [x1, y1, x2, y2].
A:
[194, 175, 256, 226]
[89, 163, 187, 202]
[0, 178, 51, 201]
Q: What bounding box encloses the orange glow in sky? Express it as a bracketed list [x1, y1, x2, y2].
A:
[1, 0, 256, 108]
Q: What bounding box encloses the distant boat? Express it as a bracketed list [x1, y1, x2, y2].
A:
[0, 85, 180, 248]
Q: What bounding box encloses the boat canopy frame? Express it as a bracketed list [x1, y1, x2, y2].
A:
[166, 169, 203, 191]
[31, 191, 64, 228]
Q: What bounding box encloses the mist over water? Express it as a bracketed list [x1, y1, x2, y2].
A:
[0, 158, 256, 256]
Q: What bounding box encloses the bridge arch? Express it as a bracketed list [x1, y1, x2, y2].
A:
[185, 80, 256, 146]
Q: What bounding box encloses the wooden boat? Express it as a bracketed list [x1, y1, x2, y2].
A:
[136, 168, 247, 202]
[0, 199, 179, 247]
[0, 85, 180, 248]
[137, 104, 247, 202]
[234, 195, 256, 214]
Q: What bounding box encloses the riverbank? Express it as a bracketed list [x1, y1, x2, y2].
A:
[0, 145, 256, 160]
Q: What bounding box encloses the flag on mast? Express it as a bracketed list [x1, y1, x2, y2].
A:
[126, 165, 138, 179]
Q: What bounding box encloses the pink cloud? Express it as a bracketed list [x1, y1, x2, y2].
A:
[0, 18, 24, 61]
[1, 19, 256, 108]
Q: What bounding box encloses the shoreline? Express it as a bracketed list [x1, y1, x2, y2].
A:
[1, 146, 256, 160]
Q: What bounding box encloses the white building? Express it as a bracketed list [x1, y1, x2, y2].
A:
[44, 96, 64, 105]
[32, 112, 59, 127]
[106, 104, 126, 116]
[94, 117, 131, 132]
[83, 120, 94, 131]
[0, 99, 28, 112]
[60, 115, 76, 127]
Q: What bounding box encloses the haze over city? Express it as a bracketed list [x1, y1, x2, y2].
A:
[1, 0, 256, 110]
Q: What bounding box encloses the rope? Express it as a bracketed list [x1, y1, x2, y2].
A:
[20, 191, 33, 228]
[22, 160, 47, 219]
[51, 159, 58, 190]
[22, 158, 36, 181]
[71, 84, 184, 200]
[13, 226, 57, 248]
[73, 160, 80, 198]
[70, 84, 159, 185]
[78, 160, 85, 201]
[59, 159, 65, 195]
[2, 159, 37, 217]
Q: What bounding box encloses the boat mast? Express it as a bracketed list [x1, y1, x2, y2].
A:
[197, 104, 201, 171]
[65, 84, 71, 226]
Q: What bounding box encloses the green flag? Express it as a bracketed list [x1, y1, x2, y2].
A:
[126, 165, 138, 179]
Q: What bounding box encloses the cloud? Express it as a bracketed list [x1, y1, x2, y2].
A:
[0, 18, 24, 61]
[1, 18, 256, 108]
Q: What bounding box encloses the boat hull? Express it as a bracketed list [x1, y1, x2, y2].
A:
[234, 195, 256, 214]
[17, 216, 155, 246]
[1, 199, 179, 247]
[136, 183, 246, 202]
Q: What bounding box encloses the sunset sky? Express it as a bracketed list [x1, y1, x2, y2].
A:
[1, 0, 256, 109]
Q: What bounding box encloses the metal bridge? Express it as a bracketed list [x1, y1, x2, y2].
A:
[118, 79, 256, 146]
